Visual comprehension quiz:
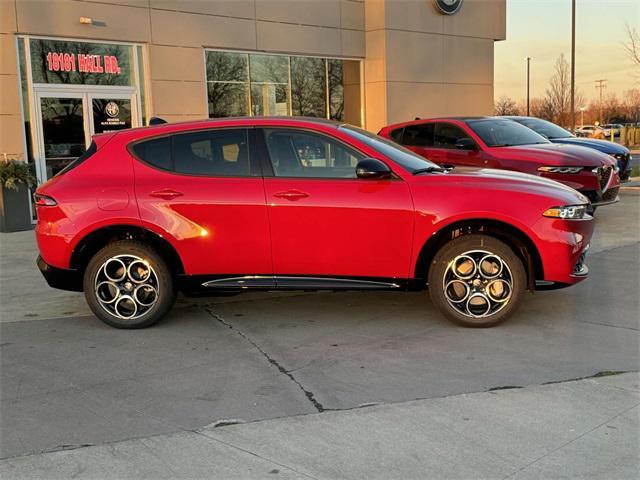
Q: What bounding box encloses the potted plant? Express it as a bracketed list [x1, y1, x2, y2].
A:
[0, 158, 36, 232]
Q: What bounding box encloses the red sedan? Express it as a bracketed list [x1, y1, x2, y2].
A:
[35, 117, 592, 329]
[379, 117, 620, 212]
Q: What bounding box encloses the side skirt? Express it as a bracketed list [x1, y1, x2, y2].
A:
[177, 274, 419, 296]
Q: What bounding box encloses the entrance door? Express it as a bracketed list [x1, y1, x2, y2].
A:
[34, 91, 137, 183]
[34, 92, 89, 181]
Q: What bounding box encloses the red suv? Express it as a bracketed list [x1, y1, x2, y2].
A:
[379, 117, 620, 212]
[35, 117, 593, 329]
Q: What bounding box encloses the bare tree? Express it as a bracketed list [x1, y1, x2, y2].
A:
[545, 54, 572, 126]
[494, 96, 520, 115]
[624, 24, 640, 66]
[530, 97, 555, 121]
[624, 88, 640, 122]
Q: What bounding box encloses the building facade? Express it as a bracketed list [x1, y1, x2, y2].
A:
[1, 0, 505, 190]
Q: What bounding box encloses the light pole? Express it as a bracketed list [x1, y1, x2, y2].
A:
[570, 0, 576, 132]
[526, 57, 531, 116]
[579, 106, 586, 129]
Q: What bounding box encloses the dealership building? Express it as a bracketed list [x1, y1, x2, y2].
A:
[1, 0, 505, 191]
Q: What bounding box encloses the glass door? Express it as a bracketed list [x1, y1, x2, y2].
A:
[89, 94, 136, 135]
[34, 92, 90, 182]
[34, 91, 138, 184]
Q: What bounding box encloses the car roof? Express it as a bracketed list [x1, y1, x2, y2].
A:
[381, 116, 494, 131]
[122, 116, 344, 138]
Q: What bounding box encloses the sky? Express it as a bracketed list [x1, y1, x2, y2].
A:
[494, 0, 639, 104]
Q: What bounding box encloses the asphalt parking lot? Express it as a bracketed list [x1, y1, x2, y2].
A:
[1, 190, 638, 477]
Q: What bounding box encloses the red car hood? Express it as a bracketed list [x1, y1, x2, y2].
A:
[412, 167, 589, 205]
[491, 143, 616, 168]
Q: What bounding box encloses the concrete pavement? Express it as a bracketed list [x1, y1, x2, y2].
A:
[1, 192, 638, 478]
[1, 372, 638, 479]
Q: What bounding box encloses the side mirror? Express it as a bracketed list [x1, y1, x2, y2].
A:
[356, 158, 392, 180]
[455, 138, 477, 150]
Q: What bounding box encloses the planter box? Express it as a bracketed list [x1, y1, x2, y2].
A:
[0, 184, 33, 232]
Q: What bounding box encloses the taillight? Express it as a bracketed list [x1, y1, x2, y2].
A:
[34, 193, 57, 206]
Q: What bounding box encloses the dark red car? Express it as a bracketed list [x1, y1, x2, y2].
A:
[379, 117, 620, 211]
[36, 117, 593, 329]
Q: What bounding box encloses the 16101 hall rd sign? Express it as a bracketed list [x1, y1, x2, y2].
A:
[45, 51, 122, 75]
[30, 38, 133, 86]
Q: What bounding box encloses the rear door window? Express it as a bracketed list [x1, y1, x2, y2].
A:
[173, 129, 250, 176]
[402, 124, 434, 147]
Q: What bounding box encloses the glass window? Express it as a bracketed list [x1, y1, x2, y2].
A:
[204, 51, 361, 125]
[264, 129, 363, 178]
[467, 119, 550, 147]
[511, 117, 573, 139]
[132, 137, 171, 171]
[173, 129, 250, 176]
[403, 124, 434, 147]
[206, 52, 249, 117]
[250, 54, 289, 116]
[291, 57, 326, 117]
[389, 128, 404, 143]
[434, 123, 468, 149]
[30, 39, 133, 86]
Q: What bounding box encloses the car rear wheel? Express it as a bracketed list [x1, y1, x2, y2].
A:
[428, 234, 526, 327]
[84, 240, 176, 329]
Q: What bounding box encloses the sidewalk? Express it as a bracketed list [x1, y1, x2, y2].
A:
[1, 372, 638, 479]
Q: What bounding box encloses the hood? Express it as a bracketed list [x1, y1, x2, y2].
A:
[550, 137, 630, 155]
[413, 167, 588, 206]
[493, 143, 616, 167]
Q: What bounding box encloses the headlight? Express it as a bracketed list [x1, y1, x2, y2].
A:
[538, 166, 583, 174]
[543, 205, 588, 219]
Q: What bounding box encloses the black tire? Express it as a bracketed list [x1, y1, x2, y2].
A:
[83, 240, 176, 329]
[428, 234, 526, 328]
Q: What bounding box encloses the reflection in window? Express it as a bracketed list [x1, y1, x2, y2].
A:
[206, 52, 249, 117]
[30, 39, 133, 86]
[264, 129, 363, 178]
[291, 57, 326, 117]
[205, 51, 361, 125]
[40, 97, 86, 178]
[250, 54, 289, 116]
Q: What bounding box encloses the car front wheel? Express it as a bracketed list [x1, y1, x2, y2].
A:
[428, 234, 526, 327]
[84, 240, 176, 329]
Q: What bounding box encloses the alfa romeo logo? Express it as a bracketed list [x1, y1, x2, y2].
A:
[105, 101, 120, 118]
[434, 0, 463, 15]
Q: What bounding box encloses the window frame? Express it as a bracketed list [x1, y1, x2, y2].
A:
[127, 127, 262, 178]
[256, 126, 370, 180]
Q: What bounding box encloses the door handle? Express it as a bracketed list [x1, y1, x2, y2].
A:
[150, 189, 183, 200]
[273, 190, 309, 201]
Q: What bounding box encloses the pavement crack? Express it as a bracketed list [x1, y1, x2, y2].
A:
[206, 308, 326, 412]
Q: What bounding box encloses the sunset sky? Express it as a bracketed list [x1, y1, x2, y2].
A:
[494, 0, 639, 105]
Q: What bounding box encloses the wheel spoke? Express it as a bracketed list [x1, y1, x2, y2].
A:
[95, 254, 159, 320]
[442, 249, 513, 319]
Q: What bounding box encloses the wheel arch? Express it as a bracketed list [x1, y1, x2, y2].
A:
[414, 219, 544, 290]
[70, 225, 185, 276]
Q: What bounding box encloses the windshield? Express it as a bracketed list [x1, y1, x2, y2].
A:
[510, 117, 573, 139]
[340, 124, 439, 173]
[467, 119, 551, 147]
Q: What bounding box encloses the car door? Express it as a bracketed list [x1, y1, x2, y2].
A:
[259, 127, 414, 280]
[434, 122, 483, 167]
[132, 128, 272, 276]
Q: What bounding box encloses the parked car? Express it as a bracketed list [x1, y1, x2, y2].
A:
[602, 124, 623, 137]
[575, 125, 605, 138]
[504, 116, 632, 182]
[36, 117, 593, 329]
[378, 117, 620, 210]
